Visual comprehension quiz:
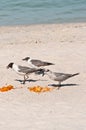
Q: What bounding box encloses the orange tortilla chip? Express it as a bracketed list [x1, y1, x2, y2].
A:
[28, 86, 53, 93]
[0, 85, 14, 92]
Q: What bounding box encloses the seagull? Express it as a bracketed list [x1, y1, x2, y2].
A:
[22, 57, 54, 68]
[44, 69, 79, 88]
[7, 62, 44, 84]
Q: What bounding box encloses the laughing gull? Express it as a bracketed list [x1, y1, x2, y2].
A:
[22, 57, 54, 68]
[44, 69, 79, 88]
[7, 62, 44, 84]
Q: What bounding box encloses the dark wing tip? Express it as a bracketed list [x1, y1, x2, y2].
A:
[72, 73, 80, 77]
[47, 62, 55, 65]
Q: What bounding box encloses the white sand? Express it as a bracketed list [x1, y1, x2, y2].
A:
[0, 23, 86, 130]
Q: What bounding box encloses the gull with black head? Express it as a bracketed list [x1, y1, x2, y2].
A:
[7, 62, 44, 84]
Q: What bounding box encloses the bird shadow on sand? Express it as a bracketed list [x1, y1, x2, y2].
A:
[48, 83, 79, 88]
[15, 79, 47, 83]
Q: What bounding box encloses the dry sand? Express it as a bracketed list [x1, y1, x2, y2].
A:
[0, 23, 86, 130]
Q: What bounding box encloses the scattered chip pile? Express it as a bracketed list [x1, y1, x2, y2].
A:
[28, 86, 53, 93]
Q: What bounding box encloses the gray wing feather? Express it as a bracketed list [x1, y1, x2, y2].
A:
[54, 72, 72, 81]
[31, 60, 46, 67]
[18, 65, 37, 73]
[31, 60, 53, 67]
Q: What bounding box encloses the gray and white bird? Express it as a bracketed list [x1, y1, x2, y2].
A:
[7, 62, 44, 84]
[22, 57, 54, 68]
[44, 69, 79, 88]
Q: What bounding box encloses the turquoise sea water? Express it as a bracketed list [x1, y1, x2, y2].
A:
[0, 0, 86, 26]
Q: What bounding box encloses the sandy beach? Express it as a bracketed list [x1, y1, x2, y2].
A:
[0, 23, 86, 130]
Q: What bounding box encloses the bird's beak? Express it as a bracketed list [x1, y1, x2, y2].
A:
[22, 58, 26, 61]
[6, 65, 9, 69]
[35, 69, 45, 76]
[41, 69, 45, 76]
[42, 72, 44, 76]
[40, 71, 45, 76]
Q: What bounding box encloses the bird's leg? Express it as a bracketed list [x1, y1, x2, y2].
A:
[22, 75, 26, 84]
[23, 74, 29, 84]
[25, 74, 29, 80]
[58, 81, 61, 89]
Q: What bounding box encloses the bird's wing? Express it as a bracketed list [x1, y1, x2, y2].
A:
[31, 60, 45, 67]
[54, 72, 72, 80]
[18, 65, 36, 73]
[31, 59, 53, 67]
[18, 65, 31, 70]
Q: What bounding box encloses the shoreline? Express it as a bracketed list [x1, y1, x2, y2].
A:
[0, 21, 86, 27]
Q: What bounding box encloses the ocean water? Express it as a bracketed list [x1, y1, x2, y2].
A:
[0, 0, 86, 26]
